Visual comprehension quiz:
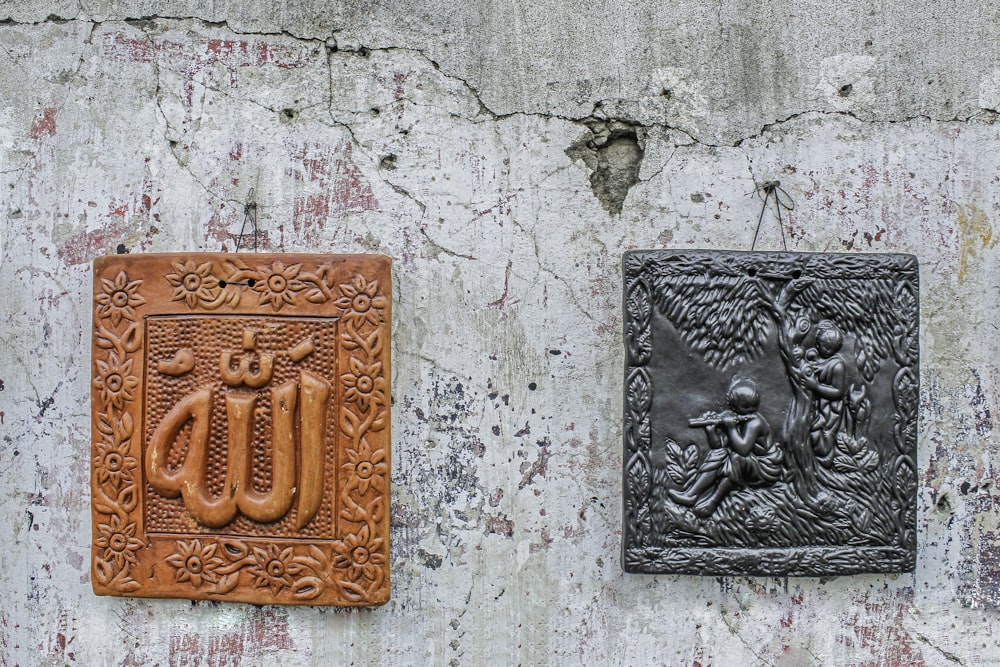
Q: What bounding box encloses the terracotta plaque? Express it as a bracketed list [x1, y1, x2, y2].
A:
[91, 253, 391, 605]
[622, 251, 918, 576]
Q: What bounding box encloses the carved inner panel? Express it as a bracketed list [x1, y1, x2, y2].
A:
[622, 251, 918, 576]
[144, 316, 339, 538]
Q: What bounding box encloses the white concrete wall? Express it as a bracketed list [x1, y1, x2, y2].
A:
[1, 2, 999, 664]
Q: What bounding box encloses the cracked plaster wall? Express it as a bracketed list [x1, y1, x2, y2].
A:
[0, 2, 999, 665]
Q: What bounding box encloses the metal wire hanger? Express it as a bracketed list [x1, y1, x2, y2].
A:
[750, 180, 795, 251]
[235, 188, 259, 252]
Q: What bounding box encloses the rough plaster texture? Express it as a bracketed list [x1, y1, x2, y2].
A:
[1, 2, 999, 665]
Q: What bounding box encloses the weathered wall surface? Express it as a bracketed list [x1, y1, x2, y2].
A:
[1, 1, 999, 664]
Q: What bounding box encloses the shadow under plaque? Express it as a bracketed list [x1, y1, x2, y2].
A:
[91, 253, 391, 605]
[622, 250, 918, 576]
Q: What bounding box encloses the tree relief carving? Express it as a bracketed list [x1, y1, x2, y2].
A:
[622, 251, 918, 576]
[92, 254, 391, 606]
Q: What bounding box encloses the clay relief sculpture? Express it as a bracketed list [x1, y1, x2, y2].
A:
[622, 251, 918, 575]
[91, 253, 391, 605]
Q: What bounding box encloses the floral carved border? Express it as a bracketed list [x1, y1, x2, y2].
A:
[92, 254, 391, 606]
[92, 270, 146, 592]
[162, 256, 387, 313]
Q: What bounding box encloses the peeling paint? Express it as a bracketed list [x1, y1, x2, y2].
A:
[956, 204, 997, 282]
[0, 7, 999, 666]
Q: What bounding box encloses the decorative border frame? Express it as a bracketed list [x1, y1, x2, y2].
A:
[91, 253, 391, 605]
[622, 250, 918, 576]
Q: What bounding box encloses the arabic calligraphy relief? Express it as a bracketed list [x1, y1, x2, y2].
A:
[144, 317, 337, 536]
[91, 253, 391, 606]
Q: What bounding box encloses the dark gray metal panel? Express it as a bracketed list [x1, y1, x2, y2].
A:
[623, 250, 919, 576]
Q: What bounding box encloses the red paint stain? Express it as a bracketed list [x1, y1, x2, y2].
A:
[485, 514, 515, 538]
[969, 369, 995, 437]
[168, 608, 293, 667]
[529, 528, 555, 553]
[58, 220, 130, 266]
[472, 192, 516, 224]
[848, 589, 926, 667]
[518, 438, 551, 489]
[103, 35, 156, 62]
[974, 530, 1000, 607]
[41, 611, 76, 663]
[487, 260, 518, 319]
[393, 71, 408, 100]
[57, 181, 162, 265]
[106, 33, 311, 68]
[288, 143, 379, 243]
[105, 33, 313, 115]
[30, 107, 57, 139]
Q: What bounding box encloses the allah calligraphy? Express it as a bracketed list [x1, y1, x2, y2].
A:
[622, 250, 918, 576]
[91, 253, 392, 606]
[146, 327, 330, 529]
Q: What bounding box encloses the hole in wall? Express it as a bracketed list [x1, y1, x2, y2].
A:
[565, 119, 645, 216]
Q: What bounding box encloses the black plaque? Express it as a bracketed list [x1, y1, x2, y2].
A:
[622, 251, 918, 576]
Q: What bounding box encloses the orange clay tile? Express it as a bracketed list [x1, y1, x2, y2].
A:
[91, 253, 391, 605]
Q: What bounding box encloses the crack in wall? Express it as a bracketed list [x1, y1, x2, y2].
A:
[4, 15, 999, 153]
[719, 609, 775, 667]
[144, 24, 243, 213]
[915, 633, 966, 665]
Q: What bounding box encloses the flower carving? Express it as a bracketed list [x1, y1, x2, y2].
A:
[342, 441, 388, 495]
[93, 437, 138, 487]
[333, 525, 385, 582]
[341, 357, 386, 412]
[166, 539, 224, 588]
[94, 351, 139, 410]
[95, 516, 144, 569]
[252, 262, 305, 311]
[334, 276, 387, 327]
[96, 271, 145, 326]
[250, 544, 299, 594]
[166, 260, 221, 308]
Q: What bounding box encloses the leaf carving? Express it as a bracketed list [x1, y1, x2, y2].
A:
[341, 410, 357, 438]
[627, 371, 651, 414]
[293, 576, 324, 600]
[94, 558, 114, 585]
[118, 485, 138, 512]
[93, 500, 116, 516]
[118, 412, 134, 440]
[120, 323, 142, 353]
[215, 573, 240, 594]
[339, 579, 368, 600]
[220, 539, 249, 560]
[305, 289, 327, 304]
[664, 438, 690, 485]
[95, 324, 121, 352]
[118, 579, 142, 592]
[96, 413, 114, 437]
